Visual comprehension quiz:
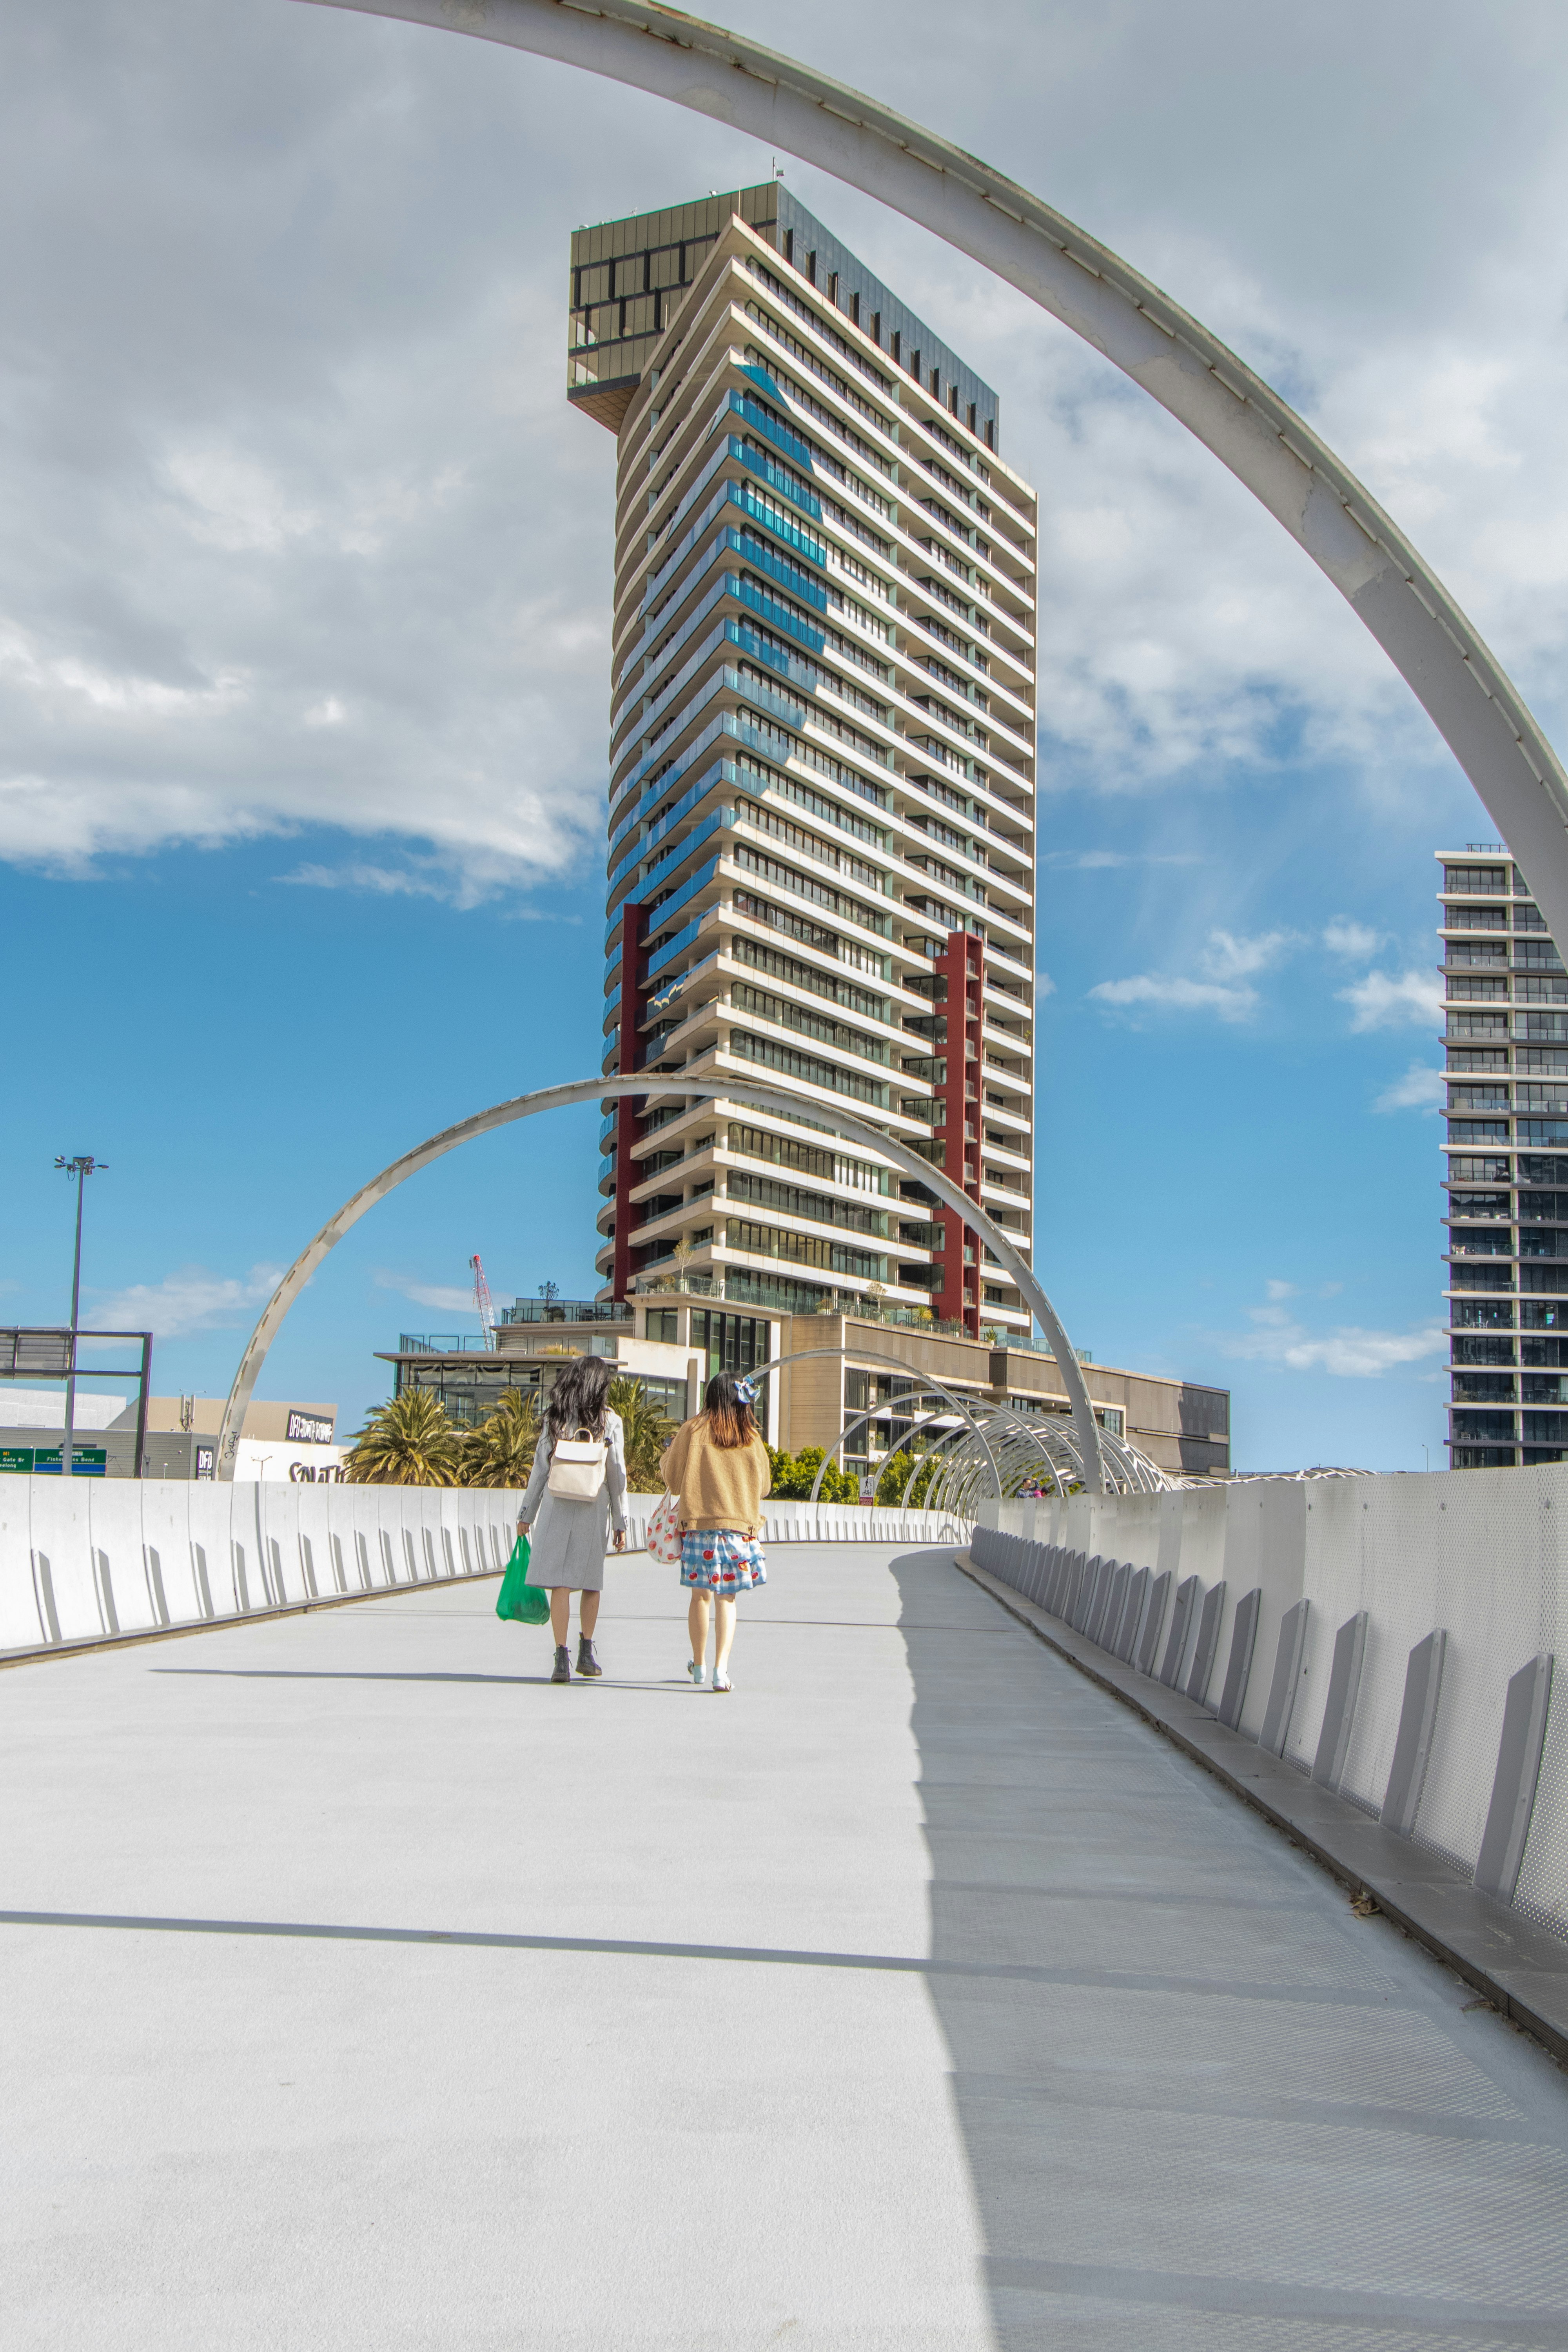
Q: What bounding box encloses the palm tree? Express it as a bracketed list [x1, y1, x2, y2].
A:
[342, 1390, 461, 1486]
[607, 1374, 675, 1491]
[459, 1388, 541, 1490]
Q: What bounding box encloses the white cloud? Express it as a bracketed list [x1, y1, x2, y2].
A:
[1087, 973, 1258, 1023]
[3, 0, 1568, 905]
[91, 1263, 282, 1339]
[1323, 918, 1382, 960]
[1375, 1060, 1447, 1112]
[1201, 927, 1300, 981]
[1088, 925, 1301, 1023]
[1221, 1296, 1448, 1377]
[1265, 1278, 1298, 1302]
[1338, 968, 1445, 1031]
[1039, 849, 1203, 871]
[1035, 970, 1058, 997]
[374, 1272, 485, 1316]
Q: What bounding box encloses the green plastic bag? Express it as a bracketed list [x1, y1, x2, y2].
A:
[495, 1534, 550, 1626]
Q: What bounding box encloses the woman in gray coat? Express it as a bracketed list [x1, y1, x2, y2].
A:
[517, 1354, 627, 1684]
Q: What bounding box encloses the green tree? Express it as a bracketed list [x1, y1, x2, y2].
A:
[767, 1443, 858, 1503]
[458, 1387, 541, 1490]
[607, 1375, 675, 1492]
[875, 1448, 915, 1506]
[343, 1390, 461, 1486]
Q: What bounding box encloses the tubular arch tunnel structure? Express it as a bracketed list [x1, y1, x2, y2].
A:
[309, 0, 1568, 949]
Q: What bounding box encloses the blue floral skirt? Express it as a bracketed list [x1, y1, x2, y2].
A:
[680, 1528, 767, 1592]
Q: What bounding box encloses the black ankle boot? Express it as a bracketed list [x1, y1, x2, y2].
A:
[551, 1644, 572, 1684]
[577, 1637, 602, 1678]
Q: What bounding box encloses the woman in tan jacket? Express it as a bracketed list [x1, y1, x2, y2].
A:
[659, 1372, 771, 1693]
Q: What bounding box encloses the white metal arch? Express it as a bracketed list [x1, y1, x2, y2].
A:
[311, 0, 1568, 946]
[216, 1073, 1104, 1483]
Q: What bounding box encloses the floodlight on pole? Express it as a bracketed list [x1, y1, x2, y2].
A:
[54, 1154, 106, 1481]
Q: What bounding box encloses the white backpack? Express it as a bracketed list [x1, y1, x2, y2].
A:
[547, 1425, 608, 1503]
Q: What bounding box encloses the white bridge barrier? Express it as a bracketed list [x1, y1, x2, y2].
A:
[0, 1477, 966, 1662]
[969, 1467, 1568, 1944]
[621, 1501, 965, 1551]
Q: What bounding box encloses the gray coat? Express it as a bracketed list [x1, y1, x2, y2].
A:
[518, 1410, 627, 1592]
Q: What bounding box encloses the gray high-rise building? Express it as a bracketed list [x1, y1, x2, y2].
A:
[568, 183, 1039, 1345]
[1441, 846, 1568, 1464]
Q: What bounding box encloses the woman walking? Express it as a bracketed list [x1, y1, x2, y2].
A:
[659, 1373, 770, 1693]
[517, 1354, 627, 1684]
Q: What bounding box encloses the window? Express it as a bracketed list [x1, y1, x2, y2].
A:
[1446, 1190, 1511, 1218]
[690, 1310, 771, 1378]
[1453, 1374, 1516, 1401]
[1452, 1409, 1516, 1441]
[1443, 866, 1508, 893]
[1453, 1336, 1516, 1365]
[1446, 1152, 1510, 1178]
[645, 1309, 679, 1344]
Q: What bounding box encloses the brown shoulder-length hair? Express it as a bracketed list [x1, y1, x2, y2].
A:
[703, 1372, 757, 1449]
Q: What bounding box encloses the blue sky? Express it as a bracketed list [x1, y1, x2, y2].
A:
[3, 0, 1564, 1468]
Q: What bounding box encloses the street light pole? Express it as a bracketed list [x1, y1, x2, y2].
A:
[54, 1155, 105, 1481]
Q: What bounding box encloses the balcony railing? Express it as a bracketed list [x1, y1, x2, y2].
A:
[498, 1299, 635, 1326]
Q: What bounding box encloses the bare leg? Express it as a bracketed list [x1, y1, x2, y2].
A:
[713, 1595, 737, 1681]
[580, 1590, 601, 1636]
[549, 1589, 570, 1645]
[688, 1589, 710, 1673]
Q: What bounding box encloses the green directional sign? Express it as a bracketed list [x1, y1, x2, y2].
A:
[0, 1446, 35, 1475]
[30, 1446, 107, 1477]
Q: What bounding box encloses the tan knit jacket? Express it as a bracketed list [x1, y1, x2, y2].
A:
[659, 1418, 771, 1536]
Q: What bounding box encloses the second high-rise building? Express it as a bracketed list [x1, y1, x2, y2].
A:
[568, 183, 1039, 1342]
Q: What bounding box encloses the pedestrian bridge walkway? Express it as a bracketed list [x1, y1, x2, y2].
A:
[6, 1541, 1568, 2348]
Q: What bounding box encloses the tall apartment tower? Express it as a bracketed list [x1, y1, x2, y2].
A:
[1441, 846, 1568, 1465]
[568, 185, 1039, 1342]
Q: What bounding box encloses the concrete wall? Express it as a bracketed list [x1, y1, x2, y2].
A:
[0, 1478, 526, 1654]
[973, 1463, 1568, 1944]
[0, 1476, 967, 1662]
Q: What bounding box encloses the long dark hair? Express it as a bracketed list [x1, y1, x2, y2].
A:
[547, 1354, 613, 1440]
[704, 1372, 757, 1450]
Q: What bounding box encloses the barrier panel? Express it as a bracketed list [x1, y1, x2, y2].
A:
[0, 1479, 967, 1664]
[968, 1466, 1568, 1943]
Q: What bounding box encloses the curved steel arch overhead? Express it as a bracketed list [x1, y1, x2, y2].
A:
[216, 1073, 1104, 1486]
[310, 0, 1568, 945]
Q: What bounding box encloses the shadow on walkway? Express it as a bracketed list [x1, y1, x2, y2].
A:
[890, 1547, 1568, 2350]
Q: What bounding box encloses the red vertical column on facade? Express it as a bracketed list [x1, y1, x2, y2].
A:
[610, 900, 644, 1303]
[930, 930, 984, 1339]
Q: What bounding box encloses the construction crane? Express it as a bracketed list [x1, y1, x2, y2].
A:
[470, 1253, 496, 1349]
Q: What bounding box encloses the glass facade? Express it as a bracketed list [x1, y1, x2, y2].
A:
[574, 185, 1038, 1341]
[1440, 850, 1568, 1465]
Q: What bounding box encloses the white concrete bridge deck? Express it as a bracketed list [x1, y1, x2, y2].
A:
[6, 1541, 1568, 2348]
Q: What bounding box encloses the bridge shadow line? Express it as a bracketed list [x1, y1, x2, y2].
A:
[0, 1909, 1440, 2005]
[150, 1669, 698, 1692]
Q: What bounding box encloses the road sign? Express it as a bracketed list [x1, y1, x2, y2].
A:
[0, 1446, 35, 1475]
[31, 1445, 107, 1477]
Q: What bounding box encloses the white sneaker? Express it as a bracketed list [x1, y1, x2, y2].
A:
[713, 1668, 732, 1693]
[688, 1659, 706, 1686]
